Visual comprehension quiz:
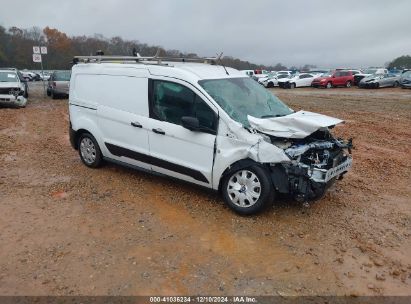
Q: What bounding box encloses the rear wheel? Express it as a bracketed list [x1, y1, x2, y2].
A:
[290, 83, 296, 89]
[78, 133, 103, 168]
[393, 81, 399, 88]
[267, 82, 274, 88]
[346, 81, 352, 88]
[326, 82, 332, 89]
[51, 90, 58, 99]
[222, 165, 273, 215]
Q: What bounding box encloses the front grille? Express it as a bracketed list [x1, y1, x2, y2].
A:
[0, 88, 13, 95]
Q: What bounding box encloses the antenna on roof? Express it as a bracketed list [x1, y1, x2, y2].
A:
[216, 52, 229, 75]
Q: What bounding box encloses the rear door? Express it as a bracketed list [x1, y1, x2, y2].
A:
[145, 78, 218, 187]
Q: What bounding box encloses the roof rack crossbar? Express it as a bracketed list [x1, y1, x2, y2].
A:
[73, 54, 220, 65]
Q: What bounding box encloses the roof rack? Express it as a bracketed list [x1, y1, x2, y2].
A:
[73, 50, 222, 66]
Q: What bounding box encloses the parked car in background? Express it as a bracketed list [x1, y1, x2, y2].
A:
[257, 72, 277, 84]
[240, 70, 255, 77]
[252, 71, 269, 82]
[47, 70, 71, 99]
[312, 70, 358, 88]
[276, 70, 293, 77]
[262, 74, 289, 88]
[400, 70, 411, 89]
[359, 73, 401, 88]
[0, 68, 28, 107]
[20, 70, 35, 81]
[278, 73, 317, 88]
[353, 68, 388, 85]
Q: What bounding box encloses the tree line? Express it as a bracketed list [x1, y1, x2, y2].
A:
[2, 25, 408, 71]
[0, 25, 306, 71]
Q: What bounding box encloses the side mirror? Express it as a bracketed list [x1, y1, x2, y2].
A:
[181, 116, 200, 131]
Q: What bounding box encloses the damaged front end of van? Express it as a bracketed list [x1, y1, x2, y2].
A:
[216, 110, 353, 202]
[249, 110, 353, 201]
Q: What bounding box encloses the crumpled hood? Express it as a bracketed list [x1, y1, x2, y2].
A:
[248, 110, 344, 139]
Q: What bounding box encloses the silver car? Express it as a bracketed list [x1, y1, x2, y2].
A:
[47, 70, 71, 99]
[359, 73, 401, 88]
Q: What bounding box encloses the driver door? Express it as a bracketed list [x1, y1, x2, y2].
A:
[145, 79, 218, 187]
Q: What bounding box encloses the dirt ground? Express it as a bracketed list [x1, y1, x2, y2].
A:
[0, 83, 410, 296]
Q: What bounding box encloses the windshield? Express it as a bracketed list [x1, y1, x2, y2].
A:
[403, 71, 411, 79]
[54, 71, 71, 81]
[199, 77, 293, 126]
[0, 71, 18, 82]
[364, 69, 377, 74]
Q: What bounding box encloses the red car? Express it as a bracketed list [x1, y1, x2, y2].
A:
[312, 70, 360, 88]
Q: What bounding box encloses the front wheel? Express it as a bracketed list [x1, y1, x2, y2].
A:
[266, 82, 274, 88]
[326, 82, 332, 89]
[393, 81, 399, 87]
[78, 133, 103, 168]
[222, 165, 274, 215]
[290, 83, 296, 89]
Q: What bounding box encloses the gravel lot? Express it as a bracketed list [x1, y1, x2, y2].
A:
[0, 83, 410, 296]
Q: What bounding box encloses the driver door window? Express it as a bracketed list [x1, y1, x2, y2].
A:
[150, 80, 217, 133]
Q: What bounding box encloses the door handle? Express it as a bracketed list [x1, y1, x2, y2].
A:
[152, 128, 165, 135]
[131, 122, 142, 128]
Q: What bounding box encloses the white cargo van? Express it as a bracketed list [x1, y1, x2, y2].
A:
[69, 55, 353, 215]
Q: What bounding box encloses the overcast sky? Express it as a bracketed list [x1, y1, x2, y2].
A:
[1, 0, 410, 68]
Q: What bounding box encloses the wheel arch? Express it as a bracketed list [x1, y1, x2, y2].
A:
[217, 158, 270, 193]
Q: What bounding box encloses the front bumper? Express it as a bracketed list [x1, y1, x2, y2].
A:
[0, 94, 27, 107]
[309, 156, 352, 183]
[278, 82, 290, 88]
[312, 82, 326, 87]
[271, 152, 353, 201]
[359, 82, 379, 89]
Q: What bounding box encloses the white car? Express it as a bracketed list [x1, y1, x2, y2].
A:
[69, 55, 353, 215]
[0, 68, 28, 107]
[262, 74, 290, 88]
[257, 72, 277, 84]
[278, 73, 317, 89]
[240, 70, 255, 77]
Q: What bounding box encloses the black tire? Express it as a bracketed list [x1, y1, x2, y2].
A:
[290, 83, 296, 89]
[267, 82, 274, 88]
[51, 90, 58, 99]
[78, 133, 103, 168]
[393, 81, 399, 88]
[346, 81, 352, 88]
[46, 88, 51, 96]
[221, 165, 274, 215]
